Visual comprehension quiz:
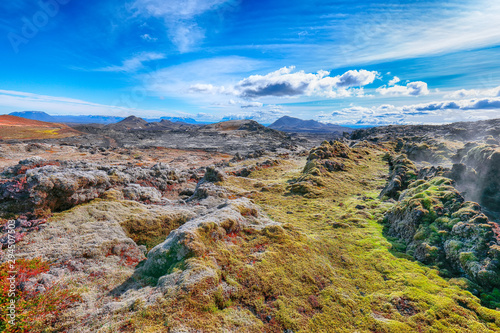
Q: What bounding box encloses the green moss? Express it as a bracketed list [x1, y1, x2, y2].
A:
[124, 147, 500, 332]
[121, 214, 189, 251]
[144, 243, 191, 279]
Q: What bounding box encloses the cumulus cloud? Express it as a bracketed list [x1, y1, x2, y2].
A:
[315, 104, 407, 125]
[410, 97, 500, 111]
[323, 95, 500, 125]
[143, 56, 260, 96]
[130, 0, 232, 52]
[336, 70, 378, 87]
[190, 67, 379, 99]
[97, 52, 165, 72]
[388, 76, 400, 86]
[377, 81, 429, 96]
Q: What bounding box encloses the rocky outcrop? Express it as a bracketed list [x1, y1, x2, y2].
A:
[139, 197, 279, 281]
[0, 216, 47, 249]
[0, 198, 193, 331]
[385, 177, 500, 289]
[307, 140, 351, 160]
[230, 159, 280, 177]
[230, 149, 266, 162]
[0, 158, 192, 216]
[448, 145, 500, 217]
[302, 140, 351, 175]
[403, 141, 452, 164]
[380, 154, 418, 199]
[417, 165, 449, 180]
[288, 141, 353, 197]
[122, 185, 163, 203]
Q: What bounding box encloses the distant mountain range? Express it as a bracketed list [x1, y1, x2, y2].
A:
[269, 116, 354, 133]
[8, 111, 204, 125]
[8, 111, 358, 134]
[104, 115, 198, 131]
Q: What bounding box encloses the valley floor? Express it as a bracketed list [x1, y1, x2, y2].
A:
[121, 144, 500, 332]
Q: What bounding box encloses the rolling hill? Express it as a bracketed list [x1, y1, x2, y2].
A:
[0, 115, 82, 140]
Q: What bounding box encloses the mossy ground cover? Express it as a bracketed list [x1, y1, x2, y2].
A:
[123, 146, 500, 332]
[120, 212, 190, 251]
[0, 126, 81, 140]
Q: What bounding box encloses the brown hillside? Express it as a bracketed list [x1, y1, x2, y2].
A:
[0, 115, 82, 140]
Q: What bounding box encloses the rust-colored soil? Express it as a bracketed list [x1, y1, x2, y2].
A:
[0, 115, 82, 140]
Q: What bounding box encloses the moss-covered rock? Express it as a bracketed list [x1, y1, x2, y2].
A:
[449, 145, 500, 217]
[385, 177, 500, 289]
[380, 154, 418, 199]
[307, 140, 351, 161]
[289, 141, 352, 196]
[139, 197, 280, 280]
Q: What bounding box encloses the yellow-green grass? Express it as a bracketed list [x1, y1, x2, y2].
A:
[125, 147, 500, 332]
[0, 126, 81, 140]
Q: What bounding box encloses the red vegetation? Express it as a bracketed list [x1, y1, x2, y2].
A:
[105, 245, 144, 267]
[0, 258, 81, 332]
[6, 176, 27, 193]
[15, 162, 61, 175]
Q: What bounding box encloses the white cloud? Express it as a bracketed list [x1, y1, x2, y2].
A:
[97, 52, 165, 72]
[130, 0, 232, 52]
[388, 76, 400, 86]
[189, 83, 218, 94]
[409, 97, 500, 111]
[444, 85, 500, 99]
[140, 34, 158, 42]
[321, 95, 500, 125]
[168, 23, 204, 53]
[188, 83, 236, 95]
[138, 56, 266, 115]
[336, 70, 378, 87]
[377, 81, 429, 96]
[143, 56, 261, 102]
[189, 67, 379, 99]
[240, 102, 264, 108]
[131, 0, 229, 18]
[197, 104, 290, 123]
[340, 0, 500, 64]
[0, 89, 176, 118]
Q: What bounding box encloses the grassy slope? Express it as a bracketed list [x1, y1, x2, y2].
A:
[0, 126, 81, 140]
[129, 145, 500, 332]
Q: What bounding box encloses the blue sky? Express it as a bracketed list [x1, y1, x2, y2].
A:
[0, 0, 499, 124]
